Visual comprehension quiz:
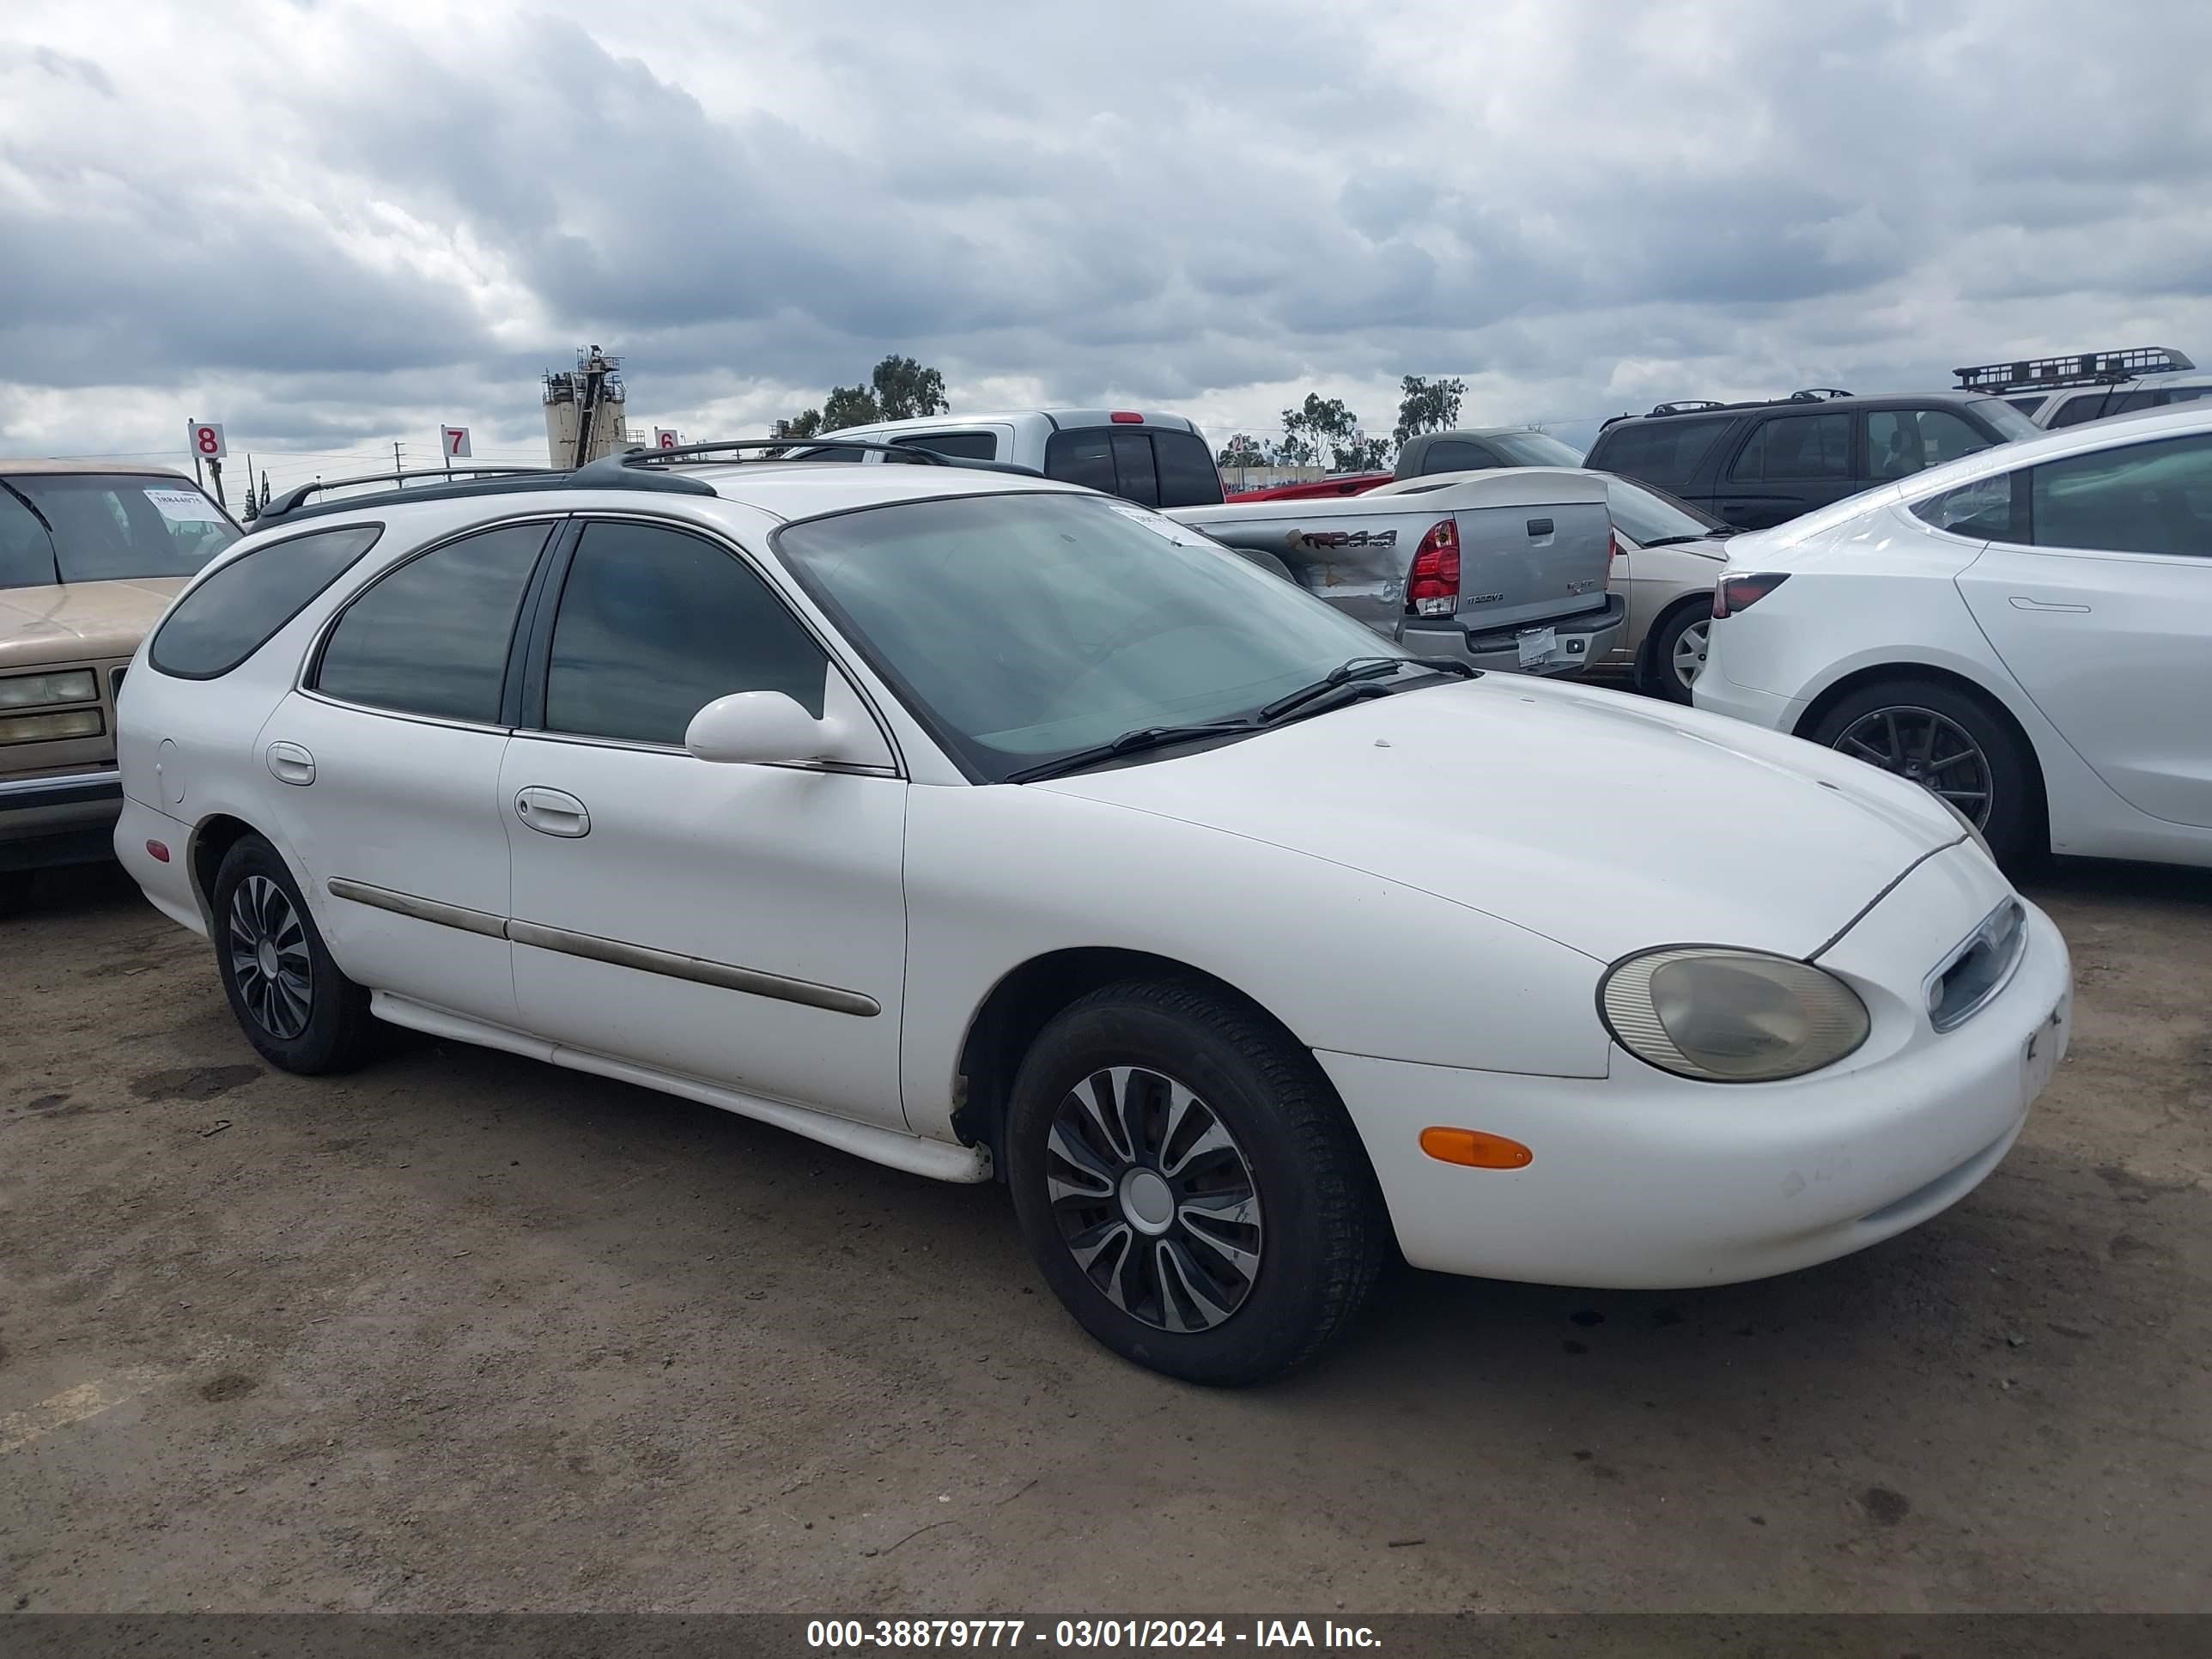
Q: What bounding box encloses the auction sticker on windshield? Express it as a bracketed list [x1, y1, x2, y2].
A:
[1100, 499, 1214, 547]
[144, 488, 219, 523]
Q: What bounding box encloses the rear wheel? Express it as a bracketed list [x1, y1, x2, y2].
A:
[211, 835, 380, 1073]
[1639, 600, 1711, 703]
[1006, 979, 1389, 1386]
[1806, 678, 2040, 866]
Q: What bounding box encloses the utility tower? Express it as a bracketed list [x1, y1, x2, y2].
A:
[542, 346, 630, 468]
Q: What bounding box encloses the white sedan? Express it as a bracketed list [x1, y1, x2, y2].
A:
[115, 447, 2071, 1384]
[1697, 404, 2212, 870]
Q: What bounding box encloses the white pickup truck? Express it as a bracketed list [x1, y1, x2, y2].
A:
[810, 408, 1623, 674]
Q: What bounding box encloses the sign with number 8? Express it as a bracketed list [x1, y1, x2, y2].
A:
[188, 421, 228, 460]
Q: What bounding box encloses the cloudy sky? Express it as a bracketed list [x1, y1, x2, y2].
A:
[4, 0, 2209, 495]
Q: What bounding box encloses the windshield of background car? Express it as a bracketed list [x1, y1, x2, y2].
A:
[1489, 431, 1588, 466]
[1970, 398, 2042, 442]
[0, 474, 238, 587]
[1607, 479, 1726, 543]
[775, 491, 1412, 782]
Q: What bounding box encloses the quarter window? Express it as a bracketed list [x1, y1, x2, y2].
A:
[1911, 475, 2016, 541]
[543, 521, 829, 746]
[1729, 413, 1850, 483]
[2028, 433, 2212, 557]
[149, 525, 383, 680]
[313, 521, 552, 722]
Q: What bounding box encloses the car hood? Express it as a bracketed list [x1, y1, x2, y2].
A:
[0, 578, 185, 670]
[1032, 676, 1963, 963]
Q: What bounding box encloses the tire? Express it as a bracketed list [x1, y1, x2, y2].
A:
[1006, 978, 1389, 1386]
[210, 835, 380, 1074]
[1804, 677, 2042, 868]
[1638, 600, 1711, 704]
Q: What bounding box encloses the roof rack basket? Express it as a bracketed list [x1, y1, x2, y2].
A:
[1954, 347, 2195, 396]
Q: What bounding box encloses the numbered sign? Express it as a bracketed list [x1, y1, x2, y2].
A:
[653, 428, 680, 450]
[187, 421, 228, 461]
[441, 426, 472, 459]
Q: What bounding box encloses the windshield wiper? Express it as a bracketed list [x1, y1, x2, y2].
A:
[1256, 655, 1475, 724]
[1637, 533, 1712, 549]
[1002, 721, 1259, 784]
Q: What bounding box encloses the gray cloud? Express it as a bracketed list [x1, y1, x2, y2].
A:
[3, 0, 2209, 465]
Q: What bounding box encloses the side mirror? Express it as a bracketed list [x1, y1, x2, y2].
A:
[684, 691, 840, 766]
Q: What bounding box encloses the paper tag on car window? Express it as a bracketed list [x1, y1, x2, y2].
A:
[144, 488, 218, 523]
[1101, 500, 1214, 547]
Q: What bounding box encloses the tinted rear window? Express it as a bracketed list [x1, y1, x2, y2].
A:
[1152, 429, 1224, 507]
[1588, 416, 1734, 489]
[1044, 428, 1222, 507]
[1416, 440, 1496, 475]
[148, 525, 383, 680]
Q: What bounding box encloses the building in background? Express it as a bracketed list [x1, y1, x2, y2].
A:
[543, 346, 637, 468]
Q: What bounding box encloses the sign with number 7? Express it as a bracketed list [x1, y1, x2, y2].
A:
[441, 426, 472, 459]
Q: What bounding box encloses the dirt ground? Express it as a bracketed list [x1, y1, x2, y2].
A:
[3, 856, 2207, 1614]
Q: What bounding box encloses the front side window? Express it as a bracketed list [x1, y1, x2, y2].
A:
[0, 474, 237, 586]
[775, 492, 1406, 781]
[543, 520, 828, 745]
[1729, 413, 1850, 483]
[313, 520, 553, 723]
[1591, 416, 1733, 490]
[149, 525, 383, 680]
[1868, 409, 1997, 480]
[2029, 433, 2212, 557]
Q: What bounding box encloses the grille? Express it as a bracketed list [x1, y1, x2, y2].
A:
[1926, 900, 2027, 1033]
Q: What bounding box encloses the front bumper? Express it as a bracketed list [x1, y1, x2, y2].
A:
[1399, 593, 1626, 678]
[0, 768, 125, 870]
[1321, 890, 2070, 1289]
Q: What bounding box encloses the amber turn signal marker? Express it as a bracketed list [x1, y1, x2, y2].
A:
[1419, 1127, 1533, 1170]
[145, 840, 171, 863]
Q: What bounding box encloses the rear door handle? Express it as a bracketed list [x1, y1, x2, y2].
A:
[2008, 596, 2091, 613]
[265, 741, 316, 786]
[514, 787, 591, 838]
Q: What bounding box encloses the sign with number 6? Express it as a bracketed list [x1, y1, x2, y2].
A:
[187, 421, 228, 460]
[441, 426, 472, 459]
[653, 428, 679, 450]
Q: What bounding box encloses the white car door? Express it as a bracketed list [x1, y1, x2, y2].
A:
[256, 518, 560, 1026]
[1954, 431, 2212, 828]
[498, 516, 910, 1127]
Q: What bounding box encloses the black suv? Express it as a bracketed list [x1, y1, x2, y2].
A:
[1583, 390, 2039, 530]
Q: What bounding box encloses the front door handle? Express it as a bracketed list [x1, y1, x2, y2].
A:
[514, 787, 591, 838]
[2008, 596, 2091, 613]
[266, 741, 316, 787]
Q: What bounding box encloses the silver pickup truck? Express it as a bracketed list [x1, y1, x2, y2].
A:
[809, 407, 1622, 673]
[1167, 469, 1625, 674]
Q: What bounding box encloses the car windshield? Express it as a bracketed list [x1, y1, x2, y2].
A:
[774, 491, 1419, 782]
[1489, 431, 1587, 466]
[0, 474, 239, 588]
[1605, 478, 1726, 544]
[1970, 398, 2042, 442]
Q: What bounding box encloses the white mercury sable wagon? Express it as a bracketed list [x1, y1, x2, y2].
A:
[114, 441, 2073, 1385]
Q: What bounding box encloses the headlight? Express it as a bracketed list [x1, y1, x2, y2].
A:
[1600, 947, 1869, 1083]
[0, 669, 99, 708]
[1935, 793, 1994, 861]
[0, 708, 104, 743]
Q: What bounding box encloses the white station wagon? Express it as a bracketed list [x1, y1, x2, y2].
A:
[116, 443, 2073, 1384]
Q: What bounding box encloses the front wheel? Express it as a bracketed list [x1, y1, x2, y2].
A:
[1805, 678, 2040, 867]
[1006, 979, 1389, 1386]
[211, 835, 380, 1073]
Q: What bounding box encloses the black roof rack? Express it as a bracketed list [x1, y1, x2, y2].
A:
[1650, 400, 1727, 416]
[1788, 387, 1852, 401]
[607, 437, 1044, 478]
[259, 465, 560, 522]
[1954, 347, 2194, 396]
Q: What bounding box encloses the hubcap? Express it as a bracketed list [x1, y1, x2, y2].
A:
[228, 874, 313, 1040]
[1834, 705, 1993, 827]
[1672, 620, 1709, 691]
[1044, 1065, 1264, 1334]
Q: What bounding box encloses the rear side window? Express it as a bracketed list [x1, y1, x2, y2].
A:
[1589, 416, 1733, 490]
[892, 432, 996, 461]
[1729, 412, 1850, 483]
[1416, 440, 1496, 475]
[148, 525, 383, 680]
[313, 521, 553, 723]
[543, 520, 828, 745]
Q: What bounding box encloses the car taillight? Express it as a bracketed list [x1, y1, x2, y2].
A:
[1714, 571, 1790, 619]
[1609, 529, 1625, 562]
[1109, 410, 1144, 423]
[1407, 519, 1460, 617]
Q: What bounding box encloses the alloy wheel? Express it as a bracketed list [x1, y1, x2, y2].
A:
[1833, 705, 1993, 826]
[1044, 1065, 1264, 1334]
[1671, 619, 1710, 692]
[228, 874, 313, 1039]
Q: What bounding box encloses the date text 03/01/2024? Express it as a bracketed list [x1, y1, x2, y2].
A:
[805, 1619, 1382, 1649]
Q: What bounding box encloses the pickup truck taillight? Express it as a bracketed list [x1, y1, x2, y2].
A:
[1407, 519, 1460, 617]
[1713, 571, 1790, 619]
